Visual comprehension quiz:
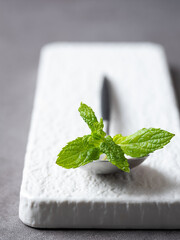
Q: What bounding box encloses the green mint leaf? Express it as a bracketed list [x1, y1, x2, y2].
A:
[78, 102, 98, 130]
[113, 128, 175, 158]
[113, 134, 126, 143]
[91, 117, 106, 138]
[78, 102, 106, 138]
[100, 136, 130, 172]
[56, 135, 100, 169]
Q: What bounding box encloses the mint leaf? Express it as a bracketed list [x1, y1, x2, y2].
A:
[78, 102, 106, 138]
[113, 134, 126, 144]
[113, 128, 175, 158]
[78, 102, 98, 130]
[100, 136, 130, 172]
[56, 135, 100, 169]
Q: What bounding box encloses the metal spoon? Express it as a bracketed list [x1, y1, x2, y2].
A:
[80, 155, 148, 174]
[80, 76, 148, 174]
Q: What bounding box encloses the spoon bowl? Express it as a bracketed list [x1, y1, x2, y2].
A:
[80, 155, 148, 174]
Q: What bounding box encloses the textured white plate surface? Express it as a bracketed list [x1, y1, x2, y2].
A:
[19, 43, 180, 229]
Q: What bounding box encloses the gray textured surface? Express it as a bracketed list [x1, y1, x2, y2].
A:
[1, 0, 180, 239]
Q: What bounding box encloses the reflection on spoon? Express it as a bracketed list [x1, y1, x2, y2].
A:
[80, 155, 148, 174]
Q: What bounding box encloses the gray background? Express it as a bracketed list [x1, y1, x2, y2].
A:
[1, 0, 180, 239]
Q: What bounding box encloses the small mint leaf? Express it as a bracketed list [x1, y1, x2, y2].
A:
[100, 136, 129, 172]
[78, 102, 98, 131]
[113, 134, 126, 144]
[78, 102, 106, 138]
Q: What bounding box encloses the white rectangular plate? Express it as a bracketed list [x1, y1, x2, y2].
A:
[19, 43, 180, 229]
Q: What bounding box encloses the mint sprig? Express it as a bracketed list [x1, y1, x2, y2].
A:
[56, 103, 175, 172]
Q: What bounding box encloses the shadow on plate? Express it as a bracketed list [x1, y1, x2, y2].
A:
[95, 164, 176, 196]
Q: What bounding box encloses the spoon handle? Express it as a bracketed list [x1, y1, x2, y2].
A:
[101, 76, 111, 135]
